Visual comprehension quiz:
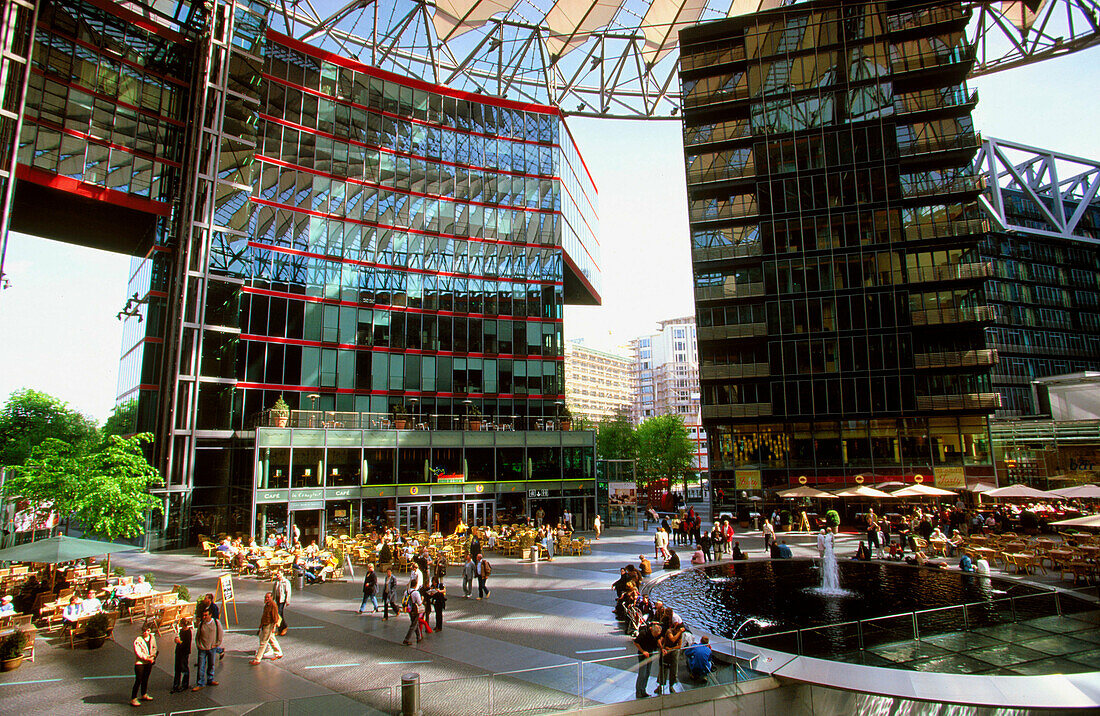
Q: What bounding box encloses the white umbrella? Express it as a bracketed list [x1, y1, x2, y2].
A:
[1049, 514, 1100, 528]
[1049, 484, 1100, 499]
[985, 484, 1053, 499]
[890, 483, 956, 498]
[778, 486, 837, 499]
[966, 483, 998, 493]
[873, 481, 906, 490]
[833, 485, 893, 498]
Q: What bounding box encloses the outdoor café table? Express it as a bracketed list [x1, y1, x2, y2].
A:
[1079, 545, 1100, 561]
[1004, 553, 1043, 575]
[1047, 549, 1075, 568]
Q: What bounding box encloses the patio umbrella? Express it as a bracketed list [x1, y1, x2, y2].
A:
[1049, 514, 1100, 528]
[0, 535, 142, 589]
[965, 483, 997, 493]
[1049, 484, 1100, 499]
[833, 485, 893, 498]
[777, 486, 837, 499]
[984, 484, 1052, 499]
[890, 483, 956, 498]
[873, 481, 906, 490]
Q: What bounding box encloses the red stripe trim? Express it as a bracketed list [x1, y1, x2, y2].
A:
[120, 335, 165, 360]
[41, 28, 190, 89]
[31, 68, 187, 129]
[24, 115, 182, 170]
[560, 121, 599, 198]
[562, 250, 602, 304]
[241, 285, 562, 323]
[247, 240, 563, 287]
[251, 182, 556, 253]
[76, 0, 188, 45]
[236, 380, 565, 400]
[267, 30, 560, 117]
[264, 74, 558, 151]
[16, 164, 170, 216]
[240, 333, 564, 361]
[255, 148, 554, 216]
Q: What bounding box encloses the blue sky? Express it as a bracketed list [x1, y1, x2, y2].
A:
[0, 45, 1097, 422]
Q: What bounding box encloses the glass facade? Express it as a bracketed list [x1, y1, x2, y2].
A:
[680, 1, 996, 494]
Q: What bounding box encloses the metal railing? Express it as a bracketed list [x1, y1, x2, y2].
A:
[256, 409, 586, 432]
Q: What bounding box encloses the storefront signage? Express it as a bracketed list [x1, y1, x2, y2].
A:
[326, 487, 356, 498]
[934, 467, 965, 489]
[290, 489, 323, 501]
[256, 489, 288, 503]
[289, 501, 324, 511]
[437, 474, 465, 484]
[474, 484, 485, 493]
[735, 470, 762, 490]
[609, 482, 636, 506]
[528, 489, 549, 498]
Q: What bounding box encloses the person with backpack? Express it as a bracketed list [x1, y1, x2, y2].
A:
[476, 553, 492, 599]
[401, 580, 424, 645]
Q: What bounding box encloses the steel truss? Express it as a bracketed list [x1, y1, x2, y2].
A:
[270, 0, 1100, 119]
[976, 136, 1100, 243]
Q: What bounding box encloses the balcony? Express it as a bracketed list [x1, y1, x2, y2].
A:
[692, 243, 763, 264]
[906, 261, 993, 284]
[685, 163, 756, 186]
[680, 43, 746, 73]
[914, 349, 998, 369]
[255, 409, 585, 432]
[698, 323, 768, 341]
[887, 5, 968, 34]
[903, 218, 989, 243]
[900, 173, 985, 199]
[702, 403, 772, 419]
[895, 87, 978, 116]
[911, 305, 998, 326]
[701, 363, 770, 380]
[684, 120, 753, 147]
[695, 282, 765, 301]
[915, 393, 1002, 411]
[898, 132, 981, 157]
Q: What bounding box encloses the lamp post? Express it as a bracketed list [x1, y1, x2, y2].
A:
[307, 393, 320, 427]
[731, 617, 764, 677]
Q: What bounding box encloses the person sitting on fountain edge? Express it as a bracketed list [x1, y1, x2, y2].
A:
[854, 542, 872, 561]
[731, 541, 747, 560]
[958, 553, 975, 572]
[774, 540, 792, 559]
[663, 548, 680, 570]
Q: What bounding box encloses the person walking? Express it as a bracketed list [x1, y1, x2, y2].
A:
[359, 563, 378, 614]
[192, 607, 224, 691]
[170, 617, 192, 693]
[762, 518, 775, 553]
[462, 556, 476, 598]
[381, 567, 400, 620]
[593, 514, 602, 539]
[402, 580, 424, 645]
[428, 578, 447, 632]
[130, 620, 158, 706]
[250, 593, 283, 665]
[272, 570, 291, 633]
[476, 553, 492, 599]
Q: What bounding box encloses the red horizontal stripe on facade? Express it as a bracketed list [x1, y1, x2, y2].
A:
[254, 147, 555, 216]
[245, 240, 563, 288]
[560, 122, 599, 198]
[81, 0, 189, 45]
[24, 114, 182, 170]
[250, 180, 557, 254]
[239, 333, 564, 362]
[120, 335, 164, 361]
[31, 67, 188, 128]
[241, 285, 564, 324]
[263, 74, 560, 152]
[16, 164, 170, 216]
[236, 380, 565, 400]
[267, 30, 560, 117]
[562, 250, 602, 304]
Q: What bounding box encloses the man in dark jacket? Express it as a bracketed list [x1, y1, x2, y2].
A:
[381, 568, 400, 620]
[359, 563, 378, 613]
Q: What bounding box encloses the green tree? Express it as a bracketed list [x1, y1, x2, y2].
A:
[3, 434, 162, 540]
[101, 399, 139, 438]
[0, 389, 98, 467]
[635, 414, 695, 494]
[596, 410, 637, 461]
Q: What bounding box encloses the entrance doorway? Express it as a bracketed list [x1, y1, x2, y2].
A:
[291, 509, 322, 547]
[432, 502, 462, 535]
[464, 500, 494, 528]
[398, 504, 429, 533]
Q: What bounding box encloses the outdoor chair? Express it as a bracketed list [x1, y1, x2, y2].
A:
[155, 604, 179, 634]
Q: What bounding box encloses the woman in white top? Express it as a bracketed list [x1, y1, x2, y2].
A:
[131, 621, 158, 706]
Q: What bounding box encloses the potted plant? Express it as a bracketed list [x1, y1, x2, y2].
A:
[172, 584, 190, 603]
[390, 404, 408, 430]
[559, 406, 573, 431]
[271, 395, 290, 428]
[825, 510, 841, 530]
[85, 612, 111, 649]
[112, 566, 126, 578]
[467, 403, 483, 431]
[1, 630, 27, 670]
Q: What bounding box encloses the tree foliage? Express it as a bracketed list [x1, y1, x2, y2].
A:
[596, 410, 638, 461]
[101, 399, 139, 438]
[0, 389, 98, 468]
[635, 414, 694, 488]
[4, 434, 163, 540]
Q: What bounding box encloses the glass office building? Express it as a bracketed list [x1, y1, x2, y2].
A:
[680, 1, 997, 495]
[4, 0, 599, 547]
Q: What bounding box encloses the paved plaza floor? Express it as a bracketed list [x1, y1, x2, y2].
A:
[0, 527, 1095, 715]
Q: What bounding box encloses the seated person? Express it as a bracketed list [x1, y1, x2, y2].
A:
[638, 555, 652, 576]
[684, 635, 713, 681]
[215, 538, 233, 555]
[62, 595, 84, 624]
[81, 589, 103, 616]
[731, 541, 747, 560]
[663, 548, 681, 570]
[690, 546, 705, 565]
[295, 556, 321, 584]
[974, 557, 990, 575]
[0, 595, 14, 615]
[775, 541, 793, 559]
[266, 533, 279, 548]
[131, 575, 153, 595]
[854, 542, 872, 561]
[904, 550, 947, 569]
[958, 553, 975, 572]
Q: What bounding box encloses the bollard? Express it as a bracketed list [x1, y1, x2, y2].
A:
[401, 672, 422, 716]
[297, 574, 305, 591]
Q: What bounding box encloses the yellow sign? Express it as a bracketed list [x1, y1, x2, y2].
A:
[217, 573, 238, 626]
[475, 484, 484, 493]
[854, 475, 864, 484]
[934, 467, 965, 489]
[735, 470, 762, 490]
[914, 474, 924, 484]
[798, 475, 808, 485]
[410, 486, 419, 495]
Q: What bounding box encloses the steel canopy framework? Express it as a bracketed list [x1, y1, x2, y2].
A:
[272, 0, 1100, 119]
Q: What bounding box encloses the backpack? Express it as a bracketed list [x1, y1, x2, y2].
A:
[481, 560, 492, 577]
